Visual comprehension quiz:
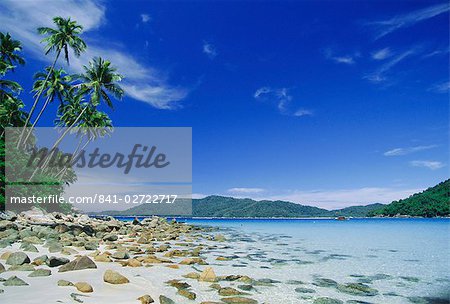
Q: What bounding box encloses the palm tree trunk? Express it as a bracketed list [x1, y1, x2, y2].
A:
[17, 50, 61, 148]
[56, 135, 91, 180]
[28, 105, 87, 181]
[22, 95, 52, 145]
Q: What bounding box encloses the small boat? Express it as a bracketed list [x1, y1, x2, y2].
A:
[335, 216, 348, 221]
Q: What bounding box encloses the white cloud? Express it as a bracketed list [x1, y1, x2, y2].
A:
[254, 87, 292, 112]
[294, 109, 313, 117]
[372, 48, 392, 60]
[384, 145, 437, 156]
[410, 160, 445, 170]
[367, 3, 450, 40]
[218, 187, 423, 209]
[202, 41, 217, 59]
[324, 49, 357, 65]
[140, 14, 151, 23]
[428, 81, 450, 93]
[364, 49, 415, 83]
[0, 0, 188, 109]
[263, 187, 423, 210]
[228, 188, 266, 194]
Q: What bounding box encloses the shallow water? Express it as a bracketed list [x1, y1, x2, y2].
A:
[114, 217, 450, 303]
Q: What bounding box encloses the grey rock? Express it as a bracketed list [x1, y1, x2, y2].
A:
[4, 276, 29, 286]
[59, 256, 97, 272]
[47, 256, 69, 267]
[6, 252, 30, 265]
[28, 269, 51, 277]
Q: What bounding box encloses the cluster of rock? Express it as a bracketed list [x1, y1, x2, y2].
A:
[0, 208, 264, 303]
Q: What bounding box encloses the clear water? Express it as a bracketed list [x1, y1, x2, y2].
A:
[116, 217, 450, 303]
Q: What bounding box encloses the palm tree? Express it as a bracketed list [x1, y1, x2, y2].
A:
[18, 17, 86, 147]
[22, 68, 71, 144]
[0, 32, 25, 72]
[30, 57, 123, 179]
[51, 57, 123, 157]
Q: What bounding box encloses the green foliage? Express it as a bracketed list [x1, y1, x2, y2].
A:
[368, 180, 450, 217]
[100, 196, 385, 218]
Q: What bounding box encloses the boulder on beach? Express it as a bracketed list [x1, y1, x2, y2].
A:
[4, 276, 29, 286]
[103, 269, 130, 284]
[57, 279, 74, 286]
[6, 252, 30, 265]
[28, 269, 51, 277]
[74, 282, 93, 293]
[47, 256, 69, 267]
[59, 256, 97, 272]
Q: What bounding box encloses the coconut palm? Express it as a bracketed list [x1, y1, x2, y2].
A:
[18, 17, 86, 147]
[22, 68, 72, 144]
[76, 57, 124, 109]
[0, 32, 25, 73]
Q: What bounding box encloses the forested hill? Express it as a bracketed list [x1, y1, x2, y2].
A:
[96, 195, 384, 218]
[368, 179, 450, 217]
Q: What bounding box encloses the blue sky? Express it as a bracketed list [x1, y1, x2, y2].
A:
[1, 0, 448, 209]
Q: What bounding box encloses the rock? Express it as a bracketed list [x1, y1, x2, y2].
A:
[8, 264, 35, 271]
[0, 251, 12, 260]
[337, 283, 378, 296]
[33, 255, 48, 266]
[4, 276, 29, 286]
[59, 256, 97, 272]
[48, 256, 69, 267]
[214, 234, 226, 242]
[84, 241, 99, 251]
[159, 295, 175, 304]
[183, 272, 200, 279]
[22, 236, 43, 244]
[103, 269, 129, 284]
[132, 217, 141, 225]
[6, 252, 30, 265]
[48, 243, 63, 253]
[238, 284, 254, 291]
[137, 294, 154, 304]
[313, 278, 338, 288]
[210, 283, 221, 290]
[112, 250, 130, 259]
[313, 297, 343, 304]
[219, 287, 247, 296]
[74, 282, 93, 293]
[127, 258, 142, 267]
[70, 293, 88, 303]
[20, 243, 39, 252]
[28, 269, 51, 277]
[94, 254, 112, 262]
[295, 287, 316, 293]
[0, 263, 5, 273]
[221, 297, 258, 304]
[178, 289, 196, 300]
[103, 233, 118, 241]
[166, 279, 191, 290]
[199, 267, 217, 282]
[58, 279, 74, 286]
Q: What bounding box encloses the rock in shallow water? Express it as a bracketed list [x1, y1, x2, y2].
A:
[199, 267, 217, 282]
[313, 297, 343, 304]
[58, 279, 73, 286]
[337, 283, 378, 296]
[137, 294, 154, 304]
[159, 295, 175, 304]
[221, 297, 258, 304]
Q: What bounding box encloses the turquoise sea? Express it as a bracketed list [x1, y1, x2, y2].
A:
[116, 217, 450, 303]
